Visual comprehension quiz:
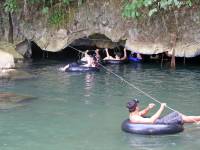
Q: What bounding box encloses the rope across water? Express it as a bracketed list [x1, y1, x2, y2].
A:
[67, 45, 199, 124]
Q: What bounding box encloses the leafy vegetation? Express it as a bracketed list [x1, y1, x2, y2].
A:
[4, 0, 18, 13]
[49, 10, 64, 26]
[2, 0, 80, 26]
[123, 0, 200, 19]
[2, 0, 200, 24]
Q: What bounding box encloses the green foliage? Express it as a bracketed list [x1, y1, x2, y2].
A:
[26, 0, 75, 26]
[4, 0, 18, 13]
[28, 0, 40, 4]
[48, 10, 64, 26]
[63, 0, 72, 5]
[42, 7, 49, 14]
[123, 0, 199, 19]
[122, 0, 142, 19]
[2, 0, 83, 26]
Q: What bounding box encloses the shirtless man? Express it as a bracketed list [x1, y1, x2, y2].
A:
[59, 51, 97, 72]
[127, 99, 200, 124]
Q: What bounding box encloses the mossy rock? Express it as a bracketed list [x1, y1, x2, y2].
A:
[0, 42, 23, 60]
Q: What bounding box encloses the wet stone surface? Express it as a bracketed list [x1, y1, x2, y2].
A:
[0, 92, 35, 110]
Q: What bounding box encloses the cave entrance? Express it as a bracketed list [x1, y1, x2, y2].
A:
[30, 33, 126, 61]
[29, 34, 200, 65]
[63, 33, 126, 60]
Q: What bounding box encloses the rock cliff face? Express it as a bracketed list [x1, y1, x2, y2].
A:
[1, 0, 200, 57]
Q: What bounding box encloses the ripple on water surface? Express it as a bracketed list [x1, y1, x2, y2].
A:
[0, 61, 200, 150]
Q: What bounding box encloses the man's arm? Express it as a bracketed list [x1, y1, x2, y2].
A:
[95, 49, 100, 57]
[105, 48, 110, 57]
[103, 48, 115, 60]
[139, 103, 155, 116]
[134, 103, 166, 124]
[120, 48, 127, 60]
[84, 50, 89, 57]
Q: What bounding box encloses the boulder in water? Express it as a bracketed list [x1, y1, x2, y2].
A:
[0, 92, 35, 110]
[0, 70, 34, 80]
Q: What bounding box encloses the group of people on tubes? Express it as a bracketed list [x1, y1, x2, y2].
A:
[59, 47, 142, 71]
[59, 47, 200, 132]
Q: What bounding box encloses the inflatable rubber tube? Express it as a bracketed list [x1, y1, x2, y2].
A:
[77, 60, 87, 65]
[65, 66, 99, 72]
[103, 59, 128, 64]
[77, 60, 104, 65]
[121, 119, 184, 135]
[128, 56, 142, 62]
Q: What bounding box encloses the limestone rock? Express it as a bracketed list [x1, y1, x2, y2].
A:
[0, 42, 23, 60]
[16, 39, 32, 58]
[0, 50, 15, 69]
[125, 40, 200, 58]
[1, 0, 200, 57]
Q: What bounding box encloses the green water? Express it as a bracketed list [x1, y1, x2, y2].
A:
[0, 61, 200, 150]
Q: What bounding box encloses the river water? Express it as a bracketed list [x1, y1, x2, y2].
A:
[0, 60, 200, 150]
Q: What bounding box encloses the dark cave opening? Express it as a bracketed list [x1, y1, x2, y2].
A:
[30, 34, 200, 65]
[30, 33, 126, 61]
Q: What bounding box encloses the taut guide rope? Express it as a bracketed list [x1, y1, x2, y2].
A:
[67, 45, 199, 124]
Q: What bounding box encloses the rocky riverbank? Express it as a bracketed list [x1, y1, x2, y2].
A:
[0, 42, 23, 77]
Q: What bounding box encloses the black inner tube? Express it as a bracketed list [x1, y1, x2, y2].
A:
[65, 64, 99, 72]
[103, 59, 128, 64]
[121, 119, 184, 135]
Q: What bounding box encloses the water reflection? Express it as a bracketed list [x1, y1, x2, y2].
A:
[1, 60, 200, 150]
[0, 78, 15, 88]
[84, 73, 95, 98]
[123, 125, 200, 150]
[124, 133, 185, 150]
[131, 63, 142, 71]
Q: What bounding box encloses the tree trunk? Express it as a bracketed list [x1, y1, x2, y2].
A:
[8, 12, 14, 44]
